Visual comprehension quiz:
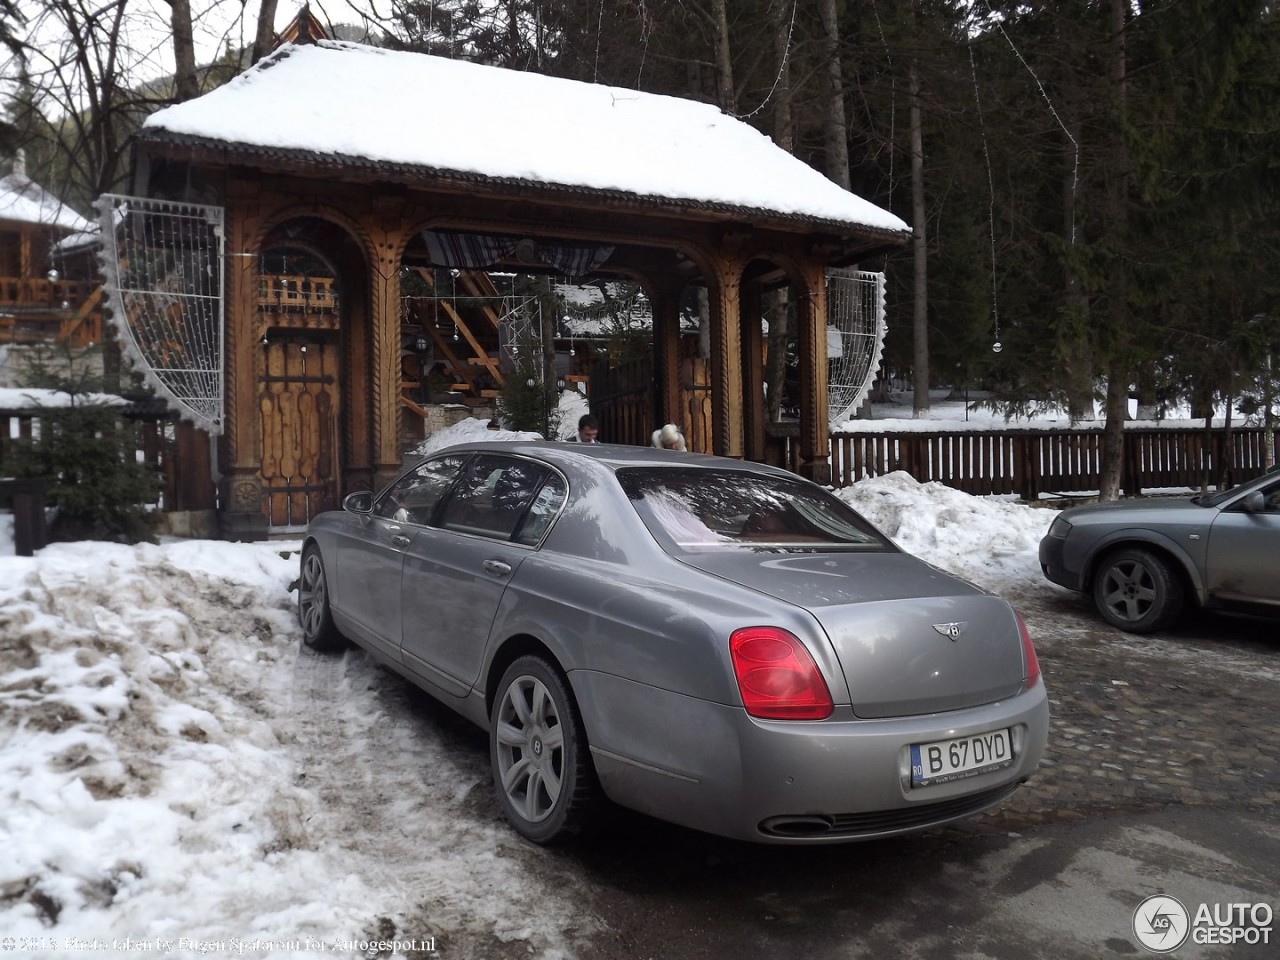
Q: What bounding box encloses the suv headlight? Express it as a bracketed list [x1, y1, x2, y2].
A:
[1047, 515, 1073, 539]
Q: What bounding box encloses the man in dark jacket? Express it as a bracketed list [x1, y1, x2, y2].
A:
[565, 414, 599, 443]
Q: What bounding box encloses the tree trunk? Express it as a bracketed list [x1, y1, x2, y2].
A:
[1099, 363, 1128, 498]
[909, 56, 929, 418]
[252, 0, 281, 65]
[711, 0, 735, 112]
[1217, 380, 1235, 490]
[167, 0, 199, 102]
[771, 0, 793, 152]
[1062, 118, 1094, 421]
[1134, 362, 1159, 420]
[817, 0, 851, 189]
[766, 0, 793, 423]
[1267, 351, 1276, 469]
[1098, 0, 1129, 501]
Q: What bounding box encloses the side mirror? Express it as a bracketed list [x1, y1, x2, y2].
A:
[343, 491, 374, 514]
[1243, 491, 1265, 514]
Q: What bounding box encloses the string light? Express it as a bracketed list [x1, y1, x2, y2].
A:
[967, 25, 1002, 355]
[734, 0, 798, 121]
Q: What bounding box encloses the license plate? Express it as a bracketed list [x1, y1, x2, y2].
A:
[910, 728, 1013, 786]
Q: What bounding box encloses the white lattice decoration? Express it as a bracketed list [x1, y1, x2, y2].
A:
[96, 194, 225, 434]
[498, 295, 542, 374]
[826, 269, 887, 427]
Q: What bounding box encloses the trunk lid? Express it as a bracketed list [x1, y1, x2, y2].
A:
[682, 551, 1028, 718]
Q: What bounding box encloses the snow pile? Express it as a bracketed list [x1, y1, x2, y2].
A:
[838, 471, 1052, 599]
[0, 537, 597, 956]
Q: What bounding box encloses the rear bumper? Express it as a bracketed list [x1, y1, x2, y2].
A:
[575, 670, 1050, 844]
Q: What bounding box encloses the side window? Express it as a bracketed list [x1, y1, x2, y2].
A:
[373, 454, 467, 524]
[440, 455, 548, 540]
[1264, 478, 1280, 512]
[514, 472, 567, 546]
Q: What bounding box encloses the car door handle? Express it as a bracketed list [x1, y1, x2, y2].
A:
[391, 535, 411, 549]
[483, 559, 512, 577]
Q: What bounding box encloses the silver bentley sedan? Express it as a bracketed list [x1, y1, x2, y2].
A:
[298, 442, 1048, 845]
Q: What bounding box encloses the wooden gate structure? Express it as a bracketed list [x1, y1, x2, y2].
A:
[129, 36, 909, 538]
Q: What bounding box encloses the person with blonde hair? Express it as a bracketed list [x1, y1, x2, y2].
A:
[651, 423, 687, 451]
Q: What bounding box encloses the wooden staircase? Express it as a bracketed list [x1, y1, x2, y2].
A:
[403, 268, 507, 403]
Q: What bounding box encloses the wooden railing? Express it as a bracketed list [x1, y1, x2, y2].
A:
[0, 276, 97, 306]
[0, 277, 104, 347]
[257, 273, 338, 312]
[813, 424, 1279, 498]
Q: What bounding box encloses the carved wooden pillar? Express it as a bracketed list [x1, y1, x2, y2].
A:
[706, 252, 744, 459]
[343, 252, 373, 494]
[219, 187, 269, 539]
[796, 260, 831, 484]
[740, 279, 766, 463]
[368, 201, 408, 489]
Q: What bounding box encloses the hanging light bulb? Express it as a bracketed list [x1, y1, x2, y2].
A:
[992, 341, 1003, 354]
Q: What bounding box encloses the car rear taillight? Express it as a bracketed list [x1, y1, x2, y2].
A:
[729, 627, 833, 720]
[1016, 612, 1041, 689]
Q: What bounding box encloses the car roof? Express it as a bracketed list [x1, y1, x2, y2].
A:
[420, 440, 806, 482]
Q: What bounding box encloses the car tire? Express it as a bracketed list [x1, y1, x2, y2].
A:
[298, 545, 346, 652]
[490, 655, 599, 844]
[1092, 547, 1184, 633]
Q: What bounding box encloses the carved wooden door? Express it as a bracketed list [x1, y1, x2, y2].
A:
[258, 334, 340, 529]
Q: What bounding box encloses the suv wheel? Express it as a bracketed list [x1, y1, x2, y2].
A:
[1092, 547, 1184, 633]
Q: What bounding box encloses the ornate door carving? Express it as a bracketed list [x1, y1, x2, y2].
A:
[256, 272, 341, 529]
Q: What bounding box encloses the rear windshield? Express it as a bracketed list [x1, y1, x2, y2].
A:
[617, 467, 894, 554]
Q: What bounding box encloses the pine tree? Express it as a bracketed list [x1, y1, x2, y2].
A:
[0, 345, 162, 543]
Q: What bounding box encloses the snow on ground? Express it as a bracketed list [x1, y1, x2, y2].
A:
[0, 412, 1217, 958]
[0, 530, 600, 957]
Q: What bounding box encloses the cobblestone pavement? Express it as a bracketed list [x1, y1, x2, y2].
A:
[550, 593, 1280, 960]
[977, 589, 1280, 832]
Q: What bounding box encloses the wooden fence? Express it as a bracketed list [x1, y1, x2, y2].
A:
[7, 397, 1278, 529]
[815, 424, 1278, 499]
[1, 401, 216, 513]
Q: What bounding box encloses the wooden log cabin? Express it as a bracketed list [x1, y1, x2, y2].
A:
[126, 36, 910, 539]
[0, 157, 103, 351]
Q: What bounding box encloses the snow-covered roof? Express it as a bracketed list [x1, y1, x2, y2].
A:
[0, 172, 94, 233]
[139, 40, 910, 238]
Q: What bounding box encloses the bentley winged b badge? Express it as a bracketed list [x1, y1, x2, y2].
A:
[932, 621, 968, 641]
